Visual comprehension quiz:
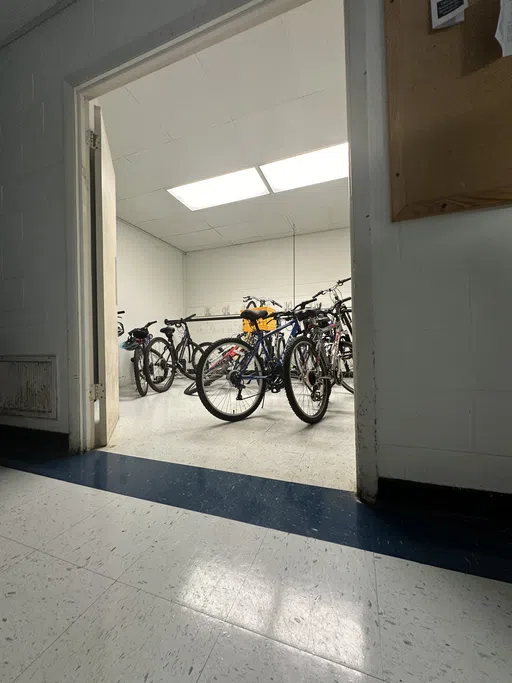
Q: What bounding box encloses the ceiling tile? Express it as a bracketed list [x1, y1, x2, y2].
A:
[168, 229, 231, 252]
[116, 189, 180, 224]
[199, 193, 288, 229]
[234, 88, 347, 165]
[126, 55, 232, 139]
[215, 217, 293, 241]
[100, 87, 170, 159]
[138, 216, 212, 240]
[197, 15, 301, 120]
[122, 122, 245, 191]
[283, 0, 346, 96]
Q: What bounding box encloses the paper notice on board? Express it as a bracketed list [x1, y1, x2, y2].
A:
[431, 0, 468, 29]
[496, 0, 512, 56]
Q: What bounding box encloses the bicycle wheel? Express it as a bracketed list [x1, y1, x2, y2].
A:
[192, 341, 211, 372]
[283, 335, 330, 424]
[133, 346, 148, 397]
[176, 341, 197, 380]
[196, 337, 266, 422]
[144, 337, 176, 393]
[338, 340, 354, 394]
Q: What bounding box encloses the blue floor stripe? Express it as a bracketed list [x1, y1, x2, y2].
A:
[1, 449, 511, 584]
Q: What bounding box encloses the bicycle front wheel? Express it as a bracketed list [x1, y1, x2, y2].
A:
[192, 341, 211, 372]
[196, 337, 266, 421]
[144, 337, 176, 393]
[283, 336, 330, 424]
[133, 346, 148, 397]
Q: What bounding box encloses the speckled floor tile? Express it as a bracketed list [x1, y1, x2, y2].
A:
[375, 554, 512, 683]
[120, 510, 267, 619]
[198, 624, 383, 682]
[0, 467, 62, 514]
[0, 484, 119, 548]
[101, 382, 355, 491]
[0, 551, 112, 683]
[43, 496, 185, 579]
[0, 537, 33, 573]
[15, 581, 222, 683]
[228, 530, 382, 678]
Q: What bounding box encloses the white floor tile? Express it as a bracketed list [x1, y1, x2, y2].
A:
[375, 554, 512, 683]
[0, 537, 33, 572]
[292, 441, 356, 490]
[0, 467, 61, 514]
[0, 551, 112, 683]
[198, 624, 382, 682]
[0, 484, 118, 548]
[228, 531, 382, 678]
[102, 383, 356, 490]
[120, 511, 267, 619]
[15, 582, 222, 683]
[43, 496, 184, 579]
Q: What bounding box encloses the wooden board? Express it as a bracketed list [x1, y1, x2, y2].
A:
[385, 0, 512, 221]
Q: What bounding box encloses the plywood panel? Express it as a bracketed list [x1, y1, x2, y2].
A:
[385, 0, 512, 221]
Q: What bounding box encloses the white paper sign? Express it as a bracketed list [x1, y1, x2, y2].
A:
[431, 0, 468, 29]
[496, 0, 512, 57]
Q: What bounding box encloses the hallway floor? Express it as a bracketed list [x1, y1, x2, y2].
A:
[0, 466, 511, 683]
[101, 379, 356, 491]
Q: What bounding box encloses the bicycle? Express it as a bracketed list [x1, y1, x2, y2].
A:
[283, 278, 354, 423]
[195, 297, 321, 422]
[143, 314, 211, 393]
[121, 320, 157, 396]
[117, 310, 125, 337]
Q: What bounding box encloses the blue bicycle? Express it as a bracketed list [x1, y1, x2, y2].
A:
[196, 297, 325, 421]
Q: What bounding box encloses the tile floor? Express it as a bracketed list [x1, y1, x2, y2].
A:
[102, 379, 356, 491]
[1, 466, 511, 683]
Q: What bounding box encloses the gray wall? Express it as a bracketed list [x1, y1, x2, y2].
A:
[362, 1, 512, 492]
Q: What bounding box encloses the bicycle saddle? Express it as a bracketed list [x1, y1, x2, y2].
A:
[160, 326, 175, 336]
[240, 309, 269, 323]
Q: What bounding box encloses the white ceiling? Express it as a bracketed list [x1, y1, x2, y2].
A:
[0, 0, 64, 42]
[99, 0, 349, 252]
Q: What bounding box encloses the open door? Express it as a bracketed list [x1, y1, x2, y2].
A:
[92, 104, 119, 446]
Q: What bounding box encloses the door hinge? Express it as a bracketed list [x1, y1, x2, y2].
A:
[89, 383, 105, 401]
[86, 130, 100, 150]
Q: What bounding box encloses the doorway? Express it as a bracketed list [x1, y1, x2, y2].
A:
[71, 0, 374, 497]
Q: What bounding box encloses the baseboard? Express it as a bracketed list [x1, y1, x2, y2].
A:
[0, 425, 69, 459]
[378, 477, 512, 520]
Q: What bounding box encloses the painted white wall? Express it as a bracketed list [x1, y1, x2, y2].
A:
[0, 0, 268, 433]
[116, 220, 183, 386]
[357, 0, 512, 493]
[185, 228, 351, 342]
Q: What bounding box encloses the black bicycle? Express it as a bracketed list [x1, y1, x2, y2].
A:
[143, 314, 211, 393]
[121, 320, 157, 396]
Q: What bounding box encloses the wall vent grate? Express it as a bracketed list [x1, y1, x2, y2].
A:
[0, 356, 57, 419]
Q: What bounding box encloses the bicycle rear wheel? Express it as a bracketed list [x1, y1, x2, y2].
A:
[196, 337, 266, 421]
[144, 337, 176, 393]
[133, 346, 148, 397]
[338, 340, 354, 394]
[283, 336, 330, 424]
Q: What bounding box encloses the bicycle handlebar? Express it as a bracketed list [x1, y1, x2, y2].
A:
[118, 310, 125, 315]
[243, 295, 282, 308]
[164, 314, 196, 326]
[145, 321, 157, 328]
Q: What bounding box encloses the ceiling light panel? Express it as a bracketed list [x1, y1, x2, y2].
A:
[260, 143, 349, 193]
[168, 168, 269, 211]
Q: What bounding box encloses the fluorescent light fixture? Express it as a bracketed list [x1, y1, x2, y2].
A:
[260, 143, 349, 193]
[168, 168, 269, 211]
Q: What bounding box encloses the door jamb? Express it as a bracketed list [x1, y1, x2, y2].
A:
[65, 0, 378, 500]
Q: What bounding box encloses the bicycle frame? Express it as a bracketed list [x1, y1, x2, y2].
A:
[238, 317, 302, 381]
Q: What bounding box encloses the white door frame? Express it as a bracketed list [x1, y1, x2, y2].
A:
[65, 0, 379, 500]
